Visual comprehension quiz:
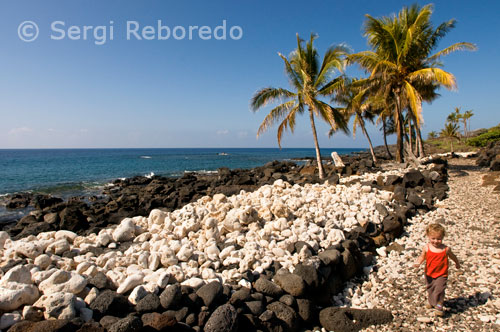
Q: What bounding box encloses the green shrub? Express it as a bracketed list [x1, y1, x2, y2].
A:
[466, 129, 500, 147]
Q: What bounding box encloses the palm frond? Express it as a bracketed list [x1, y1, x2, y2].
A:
[427, 42, 477, 62]
[276, 105, 301, 148]
[278, 53, 302, 89]
[407, 67, 456, 90]
[318, 76, 347, 96]
[313, 100, 349, 134]
[315, 44, 349, 88]
[403, 81, 422, 126]
[256, 101, 297, 137]
[250, 87, 296, 110]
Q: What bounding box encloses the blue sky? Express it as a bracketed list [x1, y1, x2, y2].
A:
[0, 0, 498, 148]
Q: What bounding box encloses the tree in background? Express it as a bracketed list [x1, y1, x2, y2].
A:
[462, 109, 474, 137]
[447, 107, 461, 125]
[331, 78, 378, 163]
[251, 33, 349, 179]
[440, 122, 460, 152]
[427, 131, 438, 139]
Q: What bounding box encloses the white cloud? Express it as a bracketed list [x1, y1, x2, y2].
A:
[237, 131, 248, 138]
[8, 127, 32, 135]
[80, 129, 89, 133]
[216, 129, 229, 135]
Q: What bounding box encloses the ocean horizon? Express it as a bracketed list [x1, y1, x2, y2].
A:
[0, 147, 366, 197]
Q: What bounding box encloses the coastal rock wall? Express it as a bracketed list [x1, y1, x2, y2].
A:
[0, 157, 449, 332]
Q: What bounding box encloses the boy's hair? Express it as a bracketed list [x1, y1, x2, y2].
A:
[426, 223, 446, 237]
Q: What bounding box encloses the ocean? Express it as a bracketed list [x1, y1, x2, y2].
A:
[0, 148, 364, 220]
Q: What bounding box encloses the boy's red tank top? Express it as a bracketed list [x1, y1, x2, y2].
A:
[426, 244, 449, 278]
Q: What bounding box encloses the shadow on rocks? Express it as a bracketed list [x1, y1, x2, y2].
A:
[319, 307, 393, 332]
[444, 291, 491, 316]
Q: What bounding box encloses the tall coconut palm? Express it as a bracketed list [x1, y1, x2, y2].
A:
[349, 4, 476, 162]
[332, 78, 378, 163]
[251, 33, 349, 179]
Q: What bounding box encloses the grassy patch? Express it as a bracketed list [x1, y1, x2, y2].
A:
[466, 127, 500, 147]
[425, 137, 475, 153]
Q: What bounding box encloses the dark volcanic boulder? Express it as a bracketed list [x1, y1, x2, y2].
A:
[319, 307, 393, 332]
[243, 300, 264, 316]
[491, 155, 500, 171]
[266, 301, 298, 332]
[403, 169, 425, 187]
[203, 303, 238, 332]
[6, 193, 32, 209]
[293, 263, 319, 289]
[254, 278, 283, 298]
[107, 315, 142, 332]
[135, 293, 160, 313]
[382, 214, 403, 236]
[59, 203, 89, 232]
[318, 249, 341, 266]
[196, 281, 223, 308]
[314, 272, 342, 307]
[340, 249, 358, 280]
[90, 290, 129, 319]
[77, 321, 106, 332]
[87, 272, 113, 290]
[13, 221, 53, 239]
[7, 319, 80, 332]
[273, 273, 306, 297]
[229, 287, 251, 305]
[141, 312, 177, 330]
[160, 284, 182, 309]
[296, 298, 316, 324]
[33, 195, 63, 210]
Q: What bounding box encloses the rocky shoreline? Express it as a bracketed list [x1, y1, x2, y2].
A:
[1, 152, 385, 240]
[0, 152, 451, 332]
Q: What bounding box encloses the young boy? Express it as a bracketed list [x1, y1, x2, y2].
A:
[414, 223, 461, 316]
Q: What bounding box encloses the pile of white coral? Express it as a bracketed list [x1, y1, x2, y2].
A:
[0, 174, 397, 325]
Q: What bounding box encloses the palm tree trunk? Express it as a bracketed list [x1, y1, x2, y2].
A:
[382, 119, 393, 159]
[309, 109, 325, 179]
[416, 126, 425, 157]
[413, 121, 419, 155]
[394, 94, 404, 163]
[360, 119, 377, 163]
[408, 121, 414, 155]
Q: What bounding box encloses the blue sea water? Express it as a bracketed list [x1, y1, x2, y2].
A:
[0, 148, 364, 197]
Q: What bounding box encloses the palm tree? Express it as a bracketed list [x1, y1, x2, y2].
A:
[440, 122, 460, 152]
[381, 115, 394, 159]
[376, 105, 395, 159]
[427, 131, 438, 139]
[462, 109, 474, 137]
[349, 4, 476, 162]
[447, 107, 461, 125]
[251, 33, 349, 179]
[332, 78, 378, 163]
